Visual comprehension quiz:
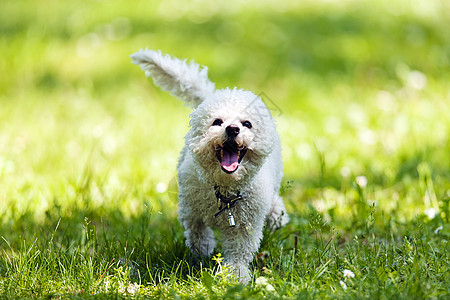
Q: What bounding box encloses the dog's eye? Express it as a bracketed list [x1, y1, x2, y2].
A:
[212, 119, 223, 126]
[242, 120, 252, 129]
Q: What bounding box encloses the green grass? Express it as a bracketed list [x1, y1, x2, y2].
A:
[0, 0, 449, 298]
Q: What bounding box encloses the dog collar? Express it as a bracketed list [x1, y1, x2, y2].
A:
[214, 185, 242, 227]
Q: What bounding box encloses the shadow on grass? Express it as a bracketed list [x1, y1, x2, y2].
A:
[0, 202, 194, 295]
[0, 193, 448, 298]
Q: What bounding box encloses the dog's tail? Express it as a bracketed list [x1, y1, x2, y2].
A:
[130, 49, 215, 108]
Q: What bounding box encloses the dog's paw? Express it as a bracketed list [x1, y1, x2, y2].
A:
[221, 263, 251, 284]
[267, 195, 289, 230]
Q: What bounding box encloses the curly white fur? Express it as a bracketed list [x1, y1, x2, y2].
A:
[130, 49, 215, 107]
[131, 49, 289, 283]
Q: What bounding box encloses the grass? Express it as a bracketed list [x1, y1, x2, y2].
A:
[0, 0, 449, 298]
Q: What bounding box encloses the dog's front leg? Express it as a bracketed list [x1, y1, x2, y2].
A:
[182, 218, 216, 257]
[220, 223, 264, 283]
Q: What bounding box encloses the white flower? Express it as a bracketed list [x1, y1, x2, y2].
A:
[424, 208, 436, 219]
[127, 283, 140, 294]
[343, 269, 355, 278]
[339, 280, 347, 290]
[355, 176, 367, 188]
[255, 277, 275, 292]
[265, 283, 275, 292]
[434, 226, 443, 234]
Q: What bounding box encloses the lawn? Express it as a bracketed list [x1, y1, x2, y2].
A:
[0, 0, 449, 298]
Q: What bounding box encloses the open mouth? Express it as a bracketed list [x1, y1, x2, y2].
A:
[216, 140, 247, 174]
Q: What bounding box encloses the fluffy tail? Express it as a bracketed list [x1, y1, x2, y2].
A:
[130, 49, 215, 108]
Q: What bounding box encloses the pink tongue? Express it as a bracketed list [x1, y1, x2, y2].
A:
[221, 150, 239, 172]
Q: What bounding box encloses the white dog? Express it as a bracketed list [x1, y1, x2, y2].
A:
[131, 49, 289, 282]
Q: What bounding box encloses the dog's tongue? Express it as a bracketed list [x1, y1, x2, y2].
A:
[221, 149, 239, 172]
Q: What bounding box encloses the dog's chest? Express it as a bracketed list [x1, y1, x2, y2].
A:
[195, 189, 258, 230]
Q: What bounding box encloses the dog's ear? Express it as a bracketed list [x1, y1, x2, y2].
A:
[131, 49, 215, 108]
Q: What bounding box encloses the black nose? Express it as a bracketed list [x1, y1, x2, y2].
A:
[226, 125, 240, 137]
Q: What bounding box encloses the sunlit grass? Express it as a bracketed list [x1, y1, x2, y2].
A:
[0, 0, 449, 298]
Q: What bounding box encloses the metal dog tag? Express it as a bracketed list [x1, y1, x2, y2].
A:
[228, 212, 236, 227]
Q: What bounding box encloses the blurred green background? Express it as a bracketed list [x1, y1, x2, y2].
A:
[0, 0, 449, 235]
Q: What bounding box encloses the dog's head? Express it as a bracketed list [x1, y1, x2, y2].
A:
[131, 50, 279, 185]
[187, 88, 278, 184]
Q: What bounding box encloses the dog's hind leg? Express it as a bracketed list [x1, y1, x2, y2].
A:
[182, 218, 216, 257]
[267, 195, 289, 230]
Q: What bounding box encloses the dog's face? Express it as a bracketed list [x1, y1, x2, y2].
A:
[186, 89, 277, 184]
